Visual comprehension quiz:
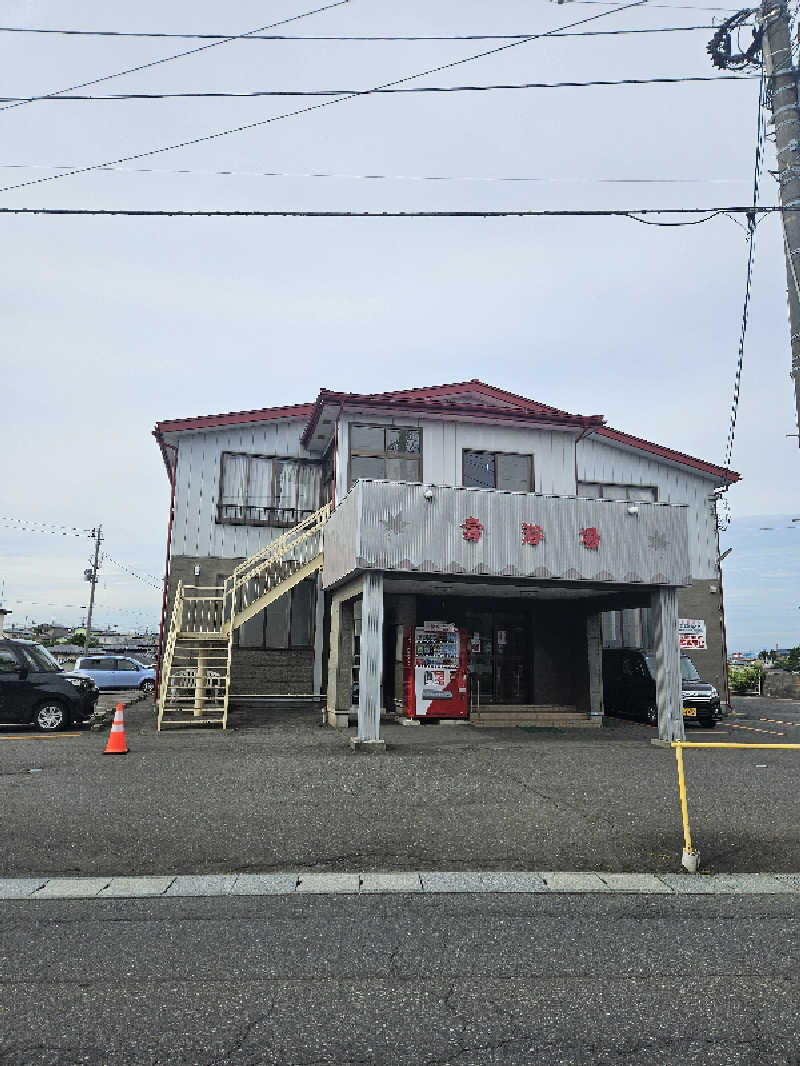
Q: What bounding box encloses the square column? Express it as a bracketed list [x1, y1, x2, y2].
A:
[651, 586, 685, 742]
[326, 590, 355, 728]
[354, 572, 385, 751]
[586, 613, 604, 724]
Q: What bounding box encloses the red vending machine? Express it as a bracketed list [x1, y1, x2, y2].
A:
[402, 622, 468, 719]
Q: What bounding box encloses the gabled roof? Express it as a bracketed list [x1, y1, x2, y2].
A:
[300, 379, 604, 446]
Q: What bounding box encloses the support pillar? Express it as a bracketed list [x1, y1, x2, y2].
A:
[353, 572, 385, 752]
[651, 587, 684, 742]
[312, 571, 325, 696]
[326, 591, 354, 728]
[586, 613, 604, 725]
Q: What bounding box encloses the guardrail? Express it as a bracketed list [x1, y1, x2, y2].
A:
[672, 740, 800, 872]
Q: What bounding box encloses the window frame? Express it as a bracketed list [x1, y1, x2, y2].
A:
[348, 423, 423, 489]
[577, 481, 659, 502]
[461, 449, 534, 492]
[217, 452, 323, 528]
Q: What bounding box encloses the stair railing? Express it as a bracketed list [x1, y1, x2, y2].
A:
[225, 503, 331, 632]
[157, 580, 184, 729]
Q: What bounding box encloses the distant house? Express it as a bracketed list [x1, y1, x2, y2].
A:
[153, 379, 738, 740]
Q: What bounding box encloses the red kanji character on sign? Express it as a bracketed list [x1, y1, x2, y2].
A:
[521, 522, 544, 546]
[461, 517, 484, 542]
[580, 526, 600, 551]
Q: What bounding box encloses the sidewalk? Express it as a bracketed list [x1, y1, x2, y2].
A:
[2, 870, 800, 899]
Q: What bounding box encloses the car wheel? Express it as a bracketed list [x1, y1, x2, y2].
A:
[139, 679, 155, 695]
[34, 700, 69, 732]
[644, 704, 658, 727]
[701, 718, 717, 729]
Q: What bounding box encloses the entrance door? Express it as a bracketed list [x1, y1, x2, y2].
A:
[464, 611, 530, 705]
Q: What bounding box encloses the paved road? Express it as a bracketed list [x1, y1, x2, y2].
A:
[2, 892, 799, 1065]
[2, 696, 800, 877]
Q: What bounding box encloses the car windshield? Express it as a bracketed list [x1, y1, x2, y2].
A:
[644, 654, 703, 683]
[18, 643, 62, 673]
[680, 657, 702, 682]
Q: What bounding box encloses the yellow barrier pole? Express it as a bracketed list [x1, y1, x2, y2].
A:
[673, 743, 697, 870]
[669, 741, 800, 873]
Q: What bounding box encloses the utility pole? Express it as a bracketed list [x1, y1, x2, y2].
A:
[761, 0, 800, 442]
[83, 525, 102, 653]
[709, 3, 800, 442]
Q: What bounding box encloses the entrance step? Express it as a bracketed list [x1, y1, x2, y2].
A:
[470, 704, 600, 729]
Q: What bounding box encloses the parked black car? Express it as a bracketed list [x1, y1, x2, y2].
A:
[602, 648, 721, 728]
[0, 639, 99, 731]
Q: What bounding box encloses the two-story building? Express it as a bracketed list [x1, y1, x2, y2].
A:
[153, 379, 738, 743]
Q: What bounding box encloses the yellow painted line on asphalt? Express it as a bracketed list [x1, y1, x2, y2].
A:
[729, 723, 785, 737]
[760, 717, 796, 726]
[0, 733, 82, 740]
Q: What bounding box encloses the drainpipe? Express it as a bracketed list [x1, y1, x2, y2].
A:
[573, 421, 594, 493]
[155, 440, 178, 701]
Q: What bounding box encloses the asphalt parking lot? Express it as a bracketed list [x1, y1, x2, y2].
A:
[1, 695, 799, 878]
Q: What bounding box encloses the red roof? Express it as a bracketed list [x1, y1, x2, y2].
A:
[594, 425, 740, 483]
[300, 379, 603, 445]
[152, 380, 739, 485]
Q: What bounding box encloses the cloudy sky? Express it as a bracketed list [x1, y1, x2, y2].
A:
[1, 0, 798, 645]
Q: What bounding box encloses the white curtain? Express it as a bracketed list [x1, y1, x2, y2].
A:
[221, 454, 248, 515]
[247, 457, 273, 513]
[277, 461, 299, 516]
[297, 464, 322, 514]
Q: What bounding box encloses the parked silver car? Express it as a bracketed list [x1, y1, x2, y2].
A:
[71, 655, 156, 694]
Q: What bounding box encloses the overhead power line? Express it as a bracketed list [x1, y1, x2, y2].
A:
[0, 0, 350, 115]
[0, 0, 649, 197]
[0, 205, 783, 220]
[0, 515, 95, 537]
[0, 73, 758, 102]
[0, 23, 718, 41]
[0, 161, 753, 184]
[101, 553, 162, 590]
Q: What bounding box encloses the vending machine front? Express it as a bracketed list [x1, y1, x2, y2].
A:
[402, 622, 468, 719]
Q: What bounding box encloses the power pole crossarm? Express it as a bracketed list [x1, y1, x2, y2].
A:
[761, 0, 800, 441]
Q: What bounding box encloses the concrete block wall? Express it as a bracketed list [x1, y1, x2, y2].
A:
[677, 579, 726, 699]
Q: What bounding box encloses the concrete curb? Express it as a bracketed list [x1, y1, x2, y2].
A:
[1, 871, 798, 899]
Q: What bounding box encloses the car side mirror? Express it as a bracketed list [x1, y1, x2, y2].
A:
[18, 666, 29, 681]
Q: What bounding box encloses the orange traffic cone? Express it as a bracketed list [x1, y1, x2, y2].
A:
[104, 703, 128, 754]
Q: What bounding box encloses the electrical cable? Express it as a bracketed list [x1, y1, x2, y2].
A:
[0, 515, 95, 537]
[0, 205, 785, 219]
[0, 23, 718, 41]
[0, 160, 754, 183]
[722, 62, 767, 500]
[0, 73, 758, 101]
[0, 0, 351, 115]
[100, 554, 162, 589]
[0, 0, 649, 197]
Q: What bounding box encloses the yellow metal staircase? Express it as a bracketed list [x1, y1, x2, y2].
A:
[157, 503, 330, 730]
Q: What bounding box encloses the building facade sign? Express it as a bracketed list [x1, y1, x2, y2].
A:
[679, 618, 707, 650]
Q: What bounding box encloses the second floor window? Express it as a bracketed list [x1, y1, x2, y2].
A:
[463, 450, 533, 492]
[349, 424, 422, 487]
[578, 482, 657, 502]
[218, 453, 322, 527]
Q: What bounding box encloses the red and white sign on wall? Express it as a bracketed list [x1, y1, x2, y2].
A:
[679, 618, 707, 650]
